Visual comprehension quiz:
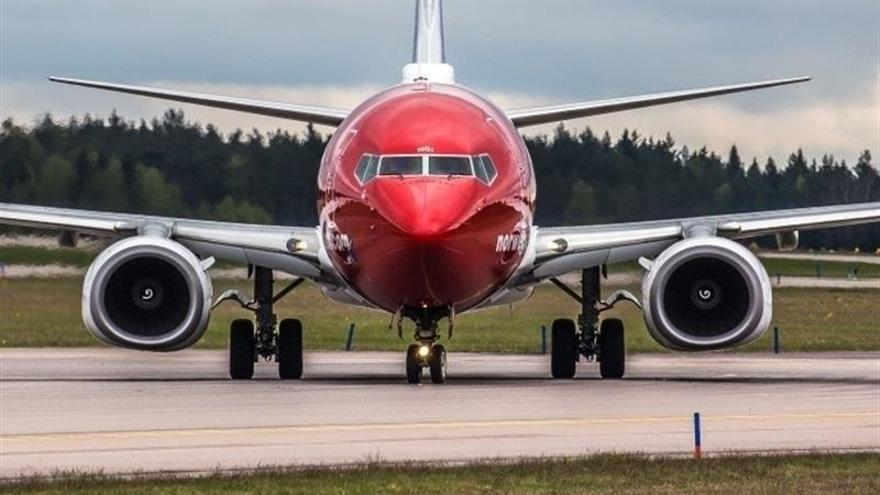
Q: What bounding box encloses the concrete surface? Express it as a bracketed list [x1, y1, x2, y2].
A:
[1, 349, 878, 477]
[759, 252, 880, 265]
[770, 276, 880, 289]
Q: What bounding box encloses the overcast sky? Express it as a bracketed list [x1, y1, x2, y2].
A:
[1, 0, 877, 163]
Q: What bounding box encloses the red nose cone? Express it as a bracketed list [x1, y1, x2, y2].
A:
[369, 178, 481, 237]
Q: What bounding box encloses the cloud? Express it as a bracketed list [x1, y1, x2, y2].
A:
[1, 79, 550, 134]
[2, 77, 876, 164]
[517, 77, 879, 164]
[0, 80, 383, 133]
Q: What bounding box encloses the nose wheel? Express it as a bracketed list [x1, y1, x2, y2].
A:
[400, 307, 451, 384]
[429, 344, 447, 383]
[405, 343, 447, 384]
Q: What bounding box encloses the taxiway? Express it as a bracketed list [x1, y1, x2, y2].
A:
[1, 349, 877, 477]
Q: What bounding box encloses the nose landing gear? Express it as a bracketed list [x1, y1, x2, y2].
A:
[400, 307, 449, 384]
[406, 343, 447, 384]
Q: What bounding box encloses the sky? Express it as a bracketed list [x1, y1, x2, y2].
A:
[1, 0, 877, 164]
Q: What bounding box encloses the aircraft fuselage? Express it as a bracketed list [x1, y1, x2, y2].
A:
[319, 83, 535, 314]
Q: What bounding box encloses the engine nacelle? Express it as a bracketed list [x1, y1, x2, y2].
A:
[82, 237, 213, 351]
[641, 236, 772, 351]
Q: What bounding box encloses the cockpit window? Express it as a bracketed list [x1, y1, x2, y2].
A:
[355, 154, 379, 183]
[379, 156, 423, 176]
[429, 156, 473, 176]
[356, 154, 491, 184]
[363, 155, 380, 182]
[473, 154, 497, 185]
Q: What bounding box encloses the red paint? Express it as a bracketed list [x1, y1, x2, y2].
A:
[319, 83, 535, 313]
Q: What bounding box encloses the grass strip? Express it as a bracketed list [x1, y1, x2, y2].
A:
[2, 245, 879, 277]
[1, 278, 877, 352]
[4, 452, 879, 495]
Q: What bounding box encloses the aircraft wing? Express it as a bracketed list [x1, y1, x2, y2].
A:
[0, 202, 335, 283]
[520, 202, 880, 283]
[506, 77, 810, 127]
[49, 77, 350, 127]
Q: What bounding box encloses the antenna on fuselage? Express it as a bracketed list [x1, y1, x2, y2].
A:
[403, 0, 455, 84]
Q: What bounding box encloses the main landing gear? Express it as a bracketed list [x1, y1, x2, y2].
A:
[215, 266, 305, 380]
[397, 307, 449, 384]
[548, 267, 639, 379]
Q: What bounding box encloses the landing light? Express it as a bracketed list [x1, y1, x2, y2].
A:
[549, 238, 568, 253]
[418, 345, 430, 358]
[287, 239, 308, 253]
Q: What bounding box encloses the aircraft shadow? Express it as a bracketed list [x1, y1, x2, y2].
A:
[3, 375, 876, 386]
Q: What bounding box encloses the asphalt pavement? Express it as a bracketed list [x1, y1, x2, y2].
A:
[1, 349, 878, 477]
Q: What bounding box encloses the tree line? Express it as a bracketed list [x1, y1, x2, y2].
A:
[1, 110, 878, 249]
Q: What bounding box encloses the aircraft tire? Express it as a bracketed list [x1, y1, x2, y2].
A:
[278, 318, 304, 380]
[551, 318, 577, 379]
[429, 344, 447, 384]
[599, 318, 625, 379]
[229, 319, 255, 380]
[406, 344, 423, 384]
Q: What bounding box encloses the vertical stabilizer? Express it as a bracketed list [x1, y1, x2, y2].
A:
[403, 0, 455, 83]
[413, 0, 445, 64]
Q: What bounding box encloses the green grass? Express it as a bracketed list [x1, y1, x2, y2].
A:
[0, 245, 97, 267]
[760, 256, 880, 279]
[1, 276, 877, 352]
[4, 453, 879, 495]
[2, 245, 879, 277]
[0, 244, 243, 269]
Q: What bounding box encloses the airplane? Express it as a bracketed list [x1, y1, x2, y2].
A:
[1, 0, 878, 384]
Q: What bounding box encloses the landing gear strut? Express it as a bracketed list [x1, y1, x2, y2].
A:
[399, 307, 449, 384]
[549, 267, 631, 379]
[218, 266, 304, 380]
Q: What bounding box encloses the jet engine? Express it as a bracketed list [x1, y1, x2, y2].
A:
[641, 236, 772, 351]
[82, 236, 213, 351]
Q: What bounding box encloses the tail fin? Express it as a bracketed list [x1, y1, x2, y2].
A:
[413, 0, 445, 64]
[403, 0, 455, 83]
